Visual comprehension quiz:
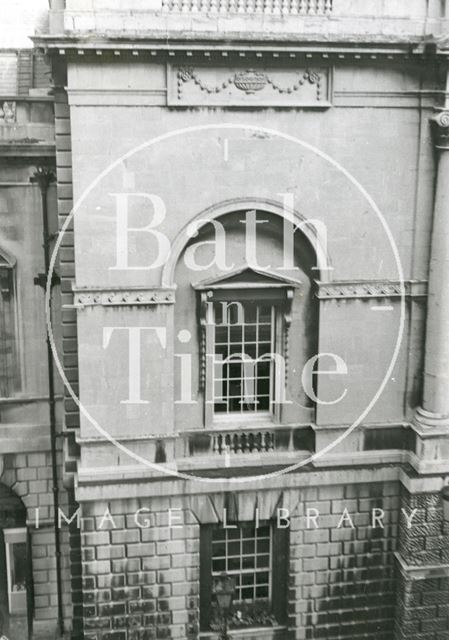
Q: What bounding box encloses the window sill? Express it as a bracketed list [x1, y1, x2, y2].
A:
[209, 417, 278, 431]
[200, 626, 288, 640]
[177, 450, 312, 473]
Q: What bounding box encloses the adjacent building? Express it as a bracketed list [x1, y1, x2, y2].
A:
[0, 3, 72, 637]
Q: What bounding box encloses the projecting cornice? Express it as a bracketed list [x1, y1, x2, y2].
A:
[33, 35, 439, 61]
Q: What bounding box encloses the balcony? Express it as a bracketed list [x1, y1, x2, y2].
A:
[0, 48, 54, 156]
[177, 424, 315, 472]
[45, 0, 449, 47]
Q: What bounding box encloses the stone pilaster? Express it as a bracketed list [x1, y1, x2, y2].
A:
[413, 110, 449, 471]
[417, 110, 449, 423]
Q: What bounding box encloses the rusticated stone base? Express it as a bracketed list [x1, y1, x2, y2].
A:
[76, 480, 401, 640]
[394, 489, 449, 640]
[395, 573, 449, 640]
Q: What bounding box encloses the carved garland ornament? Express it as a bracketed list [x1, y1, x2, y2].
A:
[177, 67, 322, 100]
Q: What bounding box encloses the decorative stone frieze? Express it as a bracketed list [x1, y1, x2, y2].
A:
[168, 64, 330, 107]
[73, 287, 176, 308]
[315, 279, 427, 300]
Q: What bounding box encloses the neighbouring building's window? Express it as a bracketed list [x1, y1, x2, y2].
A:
[0, 53, 18, 94]
[0, 255, 19, 397]
[200, 521, 288, 631]
[0, 50, 51, 96]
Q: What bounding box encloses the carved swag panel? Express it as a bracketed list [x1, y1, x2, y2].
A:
[168, 65, 331, 107]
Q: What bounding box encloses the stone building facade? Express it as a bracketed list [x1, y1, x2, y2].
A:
[33, 1, 449, 639]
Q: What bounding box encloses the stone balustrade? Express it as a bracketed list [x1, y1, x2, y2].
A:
[162, 0, 332, 15]
[212, 429, 276, 454]
[184, 425, 315, 460]
[48, 0, 448, 42]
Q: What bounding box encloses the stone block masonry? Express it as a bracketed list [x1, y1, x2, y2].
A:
[79, 496, 200, 640]
[290, 482, 399, 640]
[76, 482, 405, 640]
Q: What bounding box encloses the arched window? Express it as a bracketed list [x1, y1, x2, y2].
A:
[0, 253, 19, 397]
[174, 208, 320, 433]
[194, 266, 302, 425]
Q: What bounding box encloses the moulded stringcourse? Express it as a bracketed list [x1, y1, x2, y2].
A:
[73, 288, 176, 307]
[315, 280, 428, 299]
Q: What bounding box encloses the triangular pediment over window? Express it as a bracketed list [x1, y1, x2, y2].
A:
[193, 265, 302, 291]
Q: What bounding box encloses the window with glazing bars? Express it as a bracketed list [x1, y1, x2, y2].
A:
[213, 301, 275, 414]
[199, 522, 288, 631]
[211, 524, 271, 601]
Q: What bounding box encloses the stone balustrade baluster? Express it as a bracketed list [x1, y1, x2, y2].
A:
[160, 0, 330, 11]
